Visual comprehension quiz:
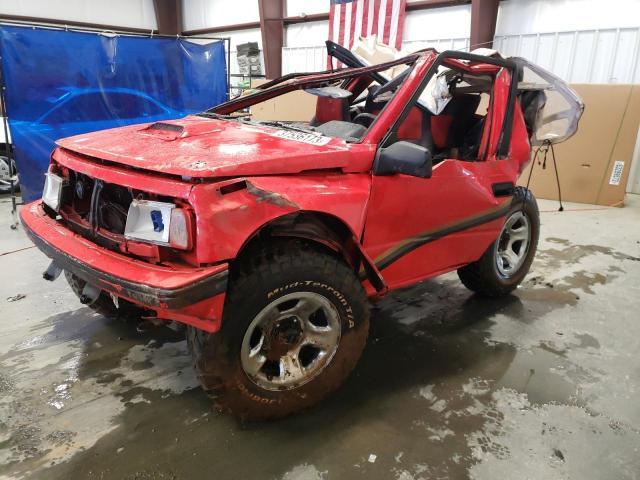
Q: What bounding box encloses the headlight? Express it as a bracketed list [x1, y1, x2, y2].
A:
[124, 199, 193, 250]
[42, 172, 64, 212]
[168, 208, 194, 250]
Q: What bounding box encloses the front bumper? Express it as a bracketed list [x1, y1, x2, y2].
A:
[20, 202, 228, 310]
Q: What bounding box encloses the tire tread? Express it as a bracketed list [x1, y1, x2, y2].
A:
[457, 187, 539, 297]
[187, 239, 369, 420]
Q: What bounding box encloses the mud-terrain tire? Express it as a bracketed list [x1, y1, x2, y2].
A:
[457, 187, 539, 297]
[187, 239, 370, 421]
[65, 271, 141, 319]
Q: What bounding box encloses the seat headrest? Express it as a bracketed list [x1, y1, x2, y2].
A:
[519, 90, 547, 135]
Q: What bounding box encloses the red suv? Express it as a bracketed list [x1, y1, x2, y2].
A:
[21, 43, 583, 420]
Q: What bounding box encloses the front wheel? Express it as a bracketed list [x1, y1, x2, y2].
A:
[457, 187, 539, 297]
[187, 240, 370, 421]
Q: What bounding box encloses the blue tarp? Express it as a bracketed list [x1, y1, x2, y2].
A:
[0, 26, 227, 201]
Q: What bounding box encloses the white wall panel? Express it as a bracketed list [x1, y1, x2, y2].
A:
[281, 36, 470, 74]
[403, 37, 470, 52]
[403, 5, 471, 42]
[496, 0, 640, 36]
[285, 0, 328, 17]
[285, 21, 328, 47]
[494, 27, 640, 84]
[0, 0, 157, 30]
[282, 46, 326, 74]
[182, 0, 259, 31]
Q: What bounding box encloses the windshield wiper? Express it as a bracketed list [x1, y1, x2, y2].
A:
[197, 112, 249, 120]
[251, 120, 319, 135]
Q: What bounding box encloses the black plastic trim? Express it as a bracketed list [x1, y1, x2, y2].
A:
[22, 220, 228, 309]
[492, 181, 516, 197]
[374, 200, 512, 271]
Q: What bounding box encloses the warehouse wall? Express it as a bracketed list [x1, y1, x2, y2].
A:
[282, 1, 472, 73]
[286, 0, 328, 17]
[495, 0, 640, 84]
[280, 0, 640, 84]
[0, 0, 157, 30]
[495, 0, 640, 35]
[182, 0, 259, 31]
[181, 0, 262, 77]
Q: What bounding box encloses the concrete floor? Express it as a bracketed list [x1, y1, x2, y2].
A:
[1, 194, 639, 480]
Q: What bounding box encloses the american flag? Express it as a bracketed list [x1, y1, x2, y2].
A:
[328, 0, 407, 67]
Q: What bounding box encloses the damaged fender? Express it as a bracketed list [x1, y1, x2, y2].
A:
[187, 173, 384, 290]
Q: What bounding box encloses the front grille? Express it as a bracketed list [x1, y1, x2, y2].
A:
[56, 167, 174, 253]
[63, 171, 134, 236]
[96, 182, 132, 234]
[46, 160, 198, 266]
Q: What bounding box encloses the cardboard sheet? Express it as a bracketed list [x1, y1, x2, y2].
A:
[249, 79, 317, 122]
[519, 84, 640, 207]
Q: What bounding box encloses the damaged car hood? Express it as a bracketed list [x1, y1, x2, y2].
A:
[56, 115, 372, 177]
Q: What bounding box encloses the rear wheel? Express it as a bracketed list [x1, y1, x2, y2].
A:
[457, 187, 539, 297]
[187, 240, 370, 421]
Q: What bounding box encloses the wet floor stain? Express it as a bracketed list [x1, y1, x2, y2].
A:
[1, 235, 639, 479]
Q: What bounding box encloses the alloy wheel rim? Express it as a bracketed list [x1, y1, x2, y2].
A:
[240, 292, 341, 391]
[495, 211, 531, 278]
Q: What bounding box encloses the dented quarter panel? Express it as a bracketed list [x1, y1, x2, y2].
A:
[188, 174, 372, 264]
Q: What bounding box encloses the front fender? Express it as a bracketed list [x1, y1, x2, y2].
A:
[188, 173, 372, 264]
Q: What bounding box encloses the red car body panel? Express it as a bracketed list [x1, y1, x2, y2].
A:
[52, 148, 374, 266]
[21, 202, 229, 332]
[21, 48, 556, 333]
[56, 116, 374, 177]
[362, 60, 527, 291]
[187, 173, 373, 264]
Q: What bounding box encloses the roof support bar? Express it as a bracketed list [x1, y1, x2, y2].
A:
[153, 0, 182, 36]
[258, 0, 284, 79]
[470, 0, 500, 49]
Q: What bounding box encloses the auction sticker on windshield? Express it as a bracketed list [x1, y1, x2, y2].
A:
[270, 130, 331, 146]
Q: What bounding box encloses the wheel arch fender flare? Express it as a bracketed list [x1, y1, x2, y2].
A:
[233, 210, 386, 293]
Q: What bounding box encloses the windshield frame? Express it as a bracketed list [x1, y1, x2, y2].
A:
[204, 53, 422, 119]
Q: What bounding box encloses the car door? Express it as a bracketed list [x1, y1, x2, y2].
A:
[362, 59, 522, 291]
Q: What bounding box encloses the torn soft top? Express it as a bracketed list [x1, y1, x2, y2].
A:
[511, 57, 584, 145]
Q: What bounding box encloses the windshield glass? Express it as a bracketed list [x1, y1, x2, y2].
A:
[200, 56, 417, 143]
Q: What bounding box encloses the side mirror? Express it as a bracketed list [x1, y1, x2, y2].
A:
[374, 141, 432, 178]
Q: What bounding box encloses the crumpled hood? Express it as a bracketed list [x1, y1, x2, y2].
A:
[56, 115, 372, 178]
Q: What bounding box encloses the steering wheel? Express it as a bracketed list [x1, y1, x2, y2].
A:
[352, 112, 377, 127]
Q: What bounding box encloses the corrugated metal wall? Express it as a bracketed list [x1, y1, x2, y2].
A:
[495, 27, 640, 84]
[283, 27, 640, 84]
[281, 38, 470, 74]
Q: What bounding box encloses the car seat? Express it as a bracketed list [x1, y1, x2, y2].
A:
[310, 97, 350, 127]
[519, 89, 547, 136]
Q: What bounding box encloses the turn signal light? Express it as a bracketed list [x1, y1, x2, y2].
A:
[169, 208, 194, 250]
